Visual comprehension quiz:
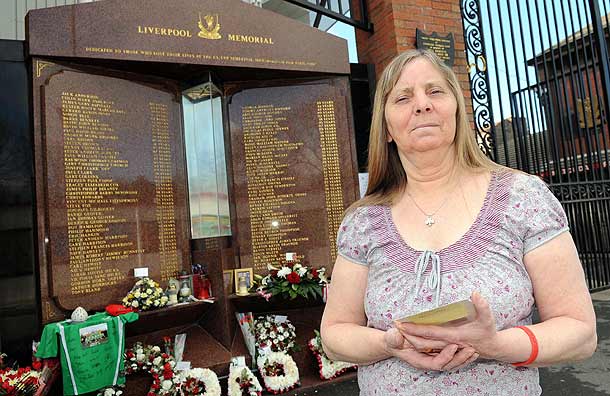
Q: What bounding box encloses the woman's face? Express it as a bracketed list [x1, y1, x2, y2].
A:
[384, 58, 458, 156]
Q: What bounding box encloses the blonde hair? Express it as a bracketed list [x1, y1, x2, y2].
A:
[353, 49, 499, 209]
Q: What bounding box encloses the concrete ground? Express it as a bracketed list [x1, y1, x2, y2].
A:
[294, 289, 610, 396]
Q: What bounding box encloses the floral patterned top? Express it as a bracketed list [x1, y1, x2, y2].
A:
[337, 170, 569, 396]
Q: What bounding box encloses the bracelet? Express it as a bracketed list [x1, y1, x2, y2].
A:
[511, 326, 539, 367]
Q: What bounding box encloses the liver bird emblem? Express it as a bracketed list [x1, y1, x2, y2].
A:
[198, 13, 222, 40]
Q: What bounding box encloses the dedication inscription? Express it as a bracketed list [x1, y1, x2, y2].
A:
[41, 69, 189, 310]
[230, 81, 358, 273]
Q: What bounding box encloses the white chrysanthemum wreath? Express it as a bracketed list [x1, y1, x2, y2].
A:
[308, 331, 356, 380]
[177, 368, 221, 396]
[256, 351, 300, 394]
[228, 365, 262, 396]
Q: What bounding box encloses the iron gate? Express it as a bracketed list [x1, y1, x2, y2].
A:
[461, 0, 610, 291]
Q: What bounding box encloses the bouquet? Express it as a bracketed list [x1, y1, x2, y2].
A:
[308, 330, 356, 380]
[228, 366, 262, 396]
[256, 352, 299, 394]
[253, 315, 297, 354]
[177, 368, 221, 396]
[0, 366, 40, 396]
[124, 342, 155, 375]
[122, 277, 168, 311]
[255, 261, 327, 300]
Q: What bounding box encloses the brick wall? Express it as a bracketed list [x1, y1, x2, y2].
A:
[352, 0, 473, 122]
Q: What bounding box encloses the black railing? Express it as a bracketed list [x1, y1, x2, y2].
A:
[461, 0, 610, 291]
[281, 0, 373, 32]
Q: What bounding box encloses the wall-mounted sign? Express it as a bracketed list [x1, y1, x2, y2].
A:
[416, 29, 455, 67]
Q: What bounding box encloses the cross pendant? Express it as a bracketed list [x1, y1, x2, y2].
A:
[425, 216, 435, 227]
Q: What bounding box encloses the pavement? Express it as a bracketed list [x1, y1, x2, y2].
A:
[293, 289, 610, 396]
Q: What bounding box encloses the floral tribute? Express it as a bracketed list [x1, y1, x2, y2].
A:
[227, 366, 262, 396]
[253, 315, 297, 354]
[308, 330, 357, 380]
[255, 261, 328, 300]
[256, 352, 300, 394]
[122, 277, 169, 311]
[0, 366, 40, 396]
[0, 351, 54, 396]
[177, 368, 221, 396]
[100, 342, 222, 396]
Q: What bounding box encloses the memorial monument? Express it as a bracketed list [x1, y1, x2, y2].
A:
[26, 0, 359, 392]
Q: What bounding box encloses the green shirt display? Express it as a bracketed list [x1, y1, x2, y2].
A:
[36, 312, 138, 395]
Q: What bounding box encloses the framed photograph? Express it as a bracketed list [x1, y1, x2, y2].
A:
[223, 269, 235, 295]
[234, 268, 254, 292]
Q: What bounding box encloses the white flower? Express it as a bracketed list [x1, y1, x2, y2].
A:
[146, 288, 153, 294]
[257, 351, 299, 392]
[131, 300, 139, 308]
[161, 380, 173, 391]
[296, 266, 307, 277]
[318, 268, 328, 283]
[269, 331, 276, 338]
[152, 346, 161, 353]
[277, 267, 291, 278]
[153, 356, 162, 366]
[134, 291, 141, 298]
[103, 389, 114, 396]
[278, 335, 284, 341]
[136, 353, 145, 362]
[228, 365, 262, 396]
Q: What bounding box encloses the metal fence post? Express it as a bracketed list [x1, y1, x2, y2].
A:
[589, 0, 610, 127]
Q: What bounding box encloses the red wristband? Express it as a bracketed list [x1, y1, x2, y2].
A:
[511, 326, 539, 367]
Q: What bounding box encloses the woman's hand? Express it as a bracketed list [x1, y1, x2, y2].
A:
[395, 292, 500, 359]
[384, 327, 479, 371]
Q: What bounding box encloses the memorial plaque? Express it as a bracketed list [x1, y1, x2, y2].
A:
[228, 79, 359, 273]
[35, 64, 190, 314]
[416, 29, 455, 66]
[26, 0, 349, 74]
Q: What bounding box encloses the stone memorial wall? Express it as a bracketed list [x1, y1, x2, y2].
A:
[34, 64, 190, 318]
[228, 80, 359, 273]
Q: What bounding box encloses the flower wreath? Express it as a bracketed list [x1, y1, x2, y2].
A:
[100, 342, 179, 396]
[101, 343, 222, 396]
[256, 352, 300, 394]
[253, 315, 297, 354]
[228, 365, 262, 396]
[177, 368, 221, 396]
[308, 330, 357, 380]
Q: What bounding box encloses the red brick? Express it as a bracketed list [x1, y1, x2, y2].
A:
[432, 2, 452, 11]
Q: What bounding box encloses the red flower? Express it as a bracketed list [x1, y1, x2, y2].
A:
[287, 272, 301, 284]
[32, 360, 42, 371]
[164, 362, 171, 371]
[163, 371, 173, 380]
[286, 262, 294, 269]
[311, 269, 319, 279]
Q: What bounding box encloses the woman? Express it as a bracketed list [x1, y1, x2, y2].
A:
[320, 49, 596, 395]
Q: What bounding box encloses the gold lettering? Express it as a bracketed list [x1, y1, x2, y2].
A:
[137, 25, 193, 38]
[227, 33, 275, 45]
